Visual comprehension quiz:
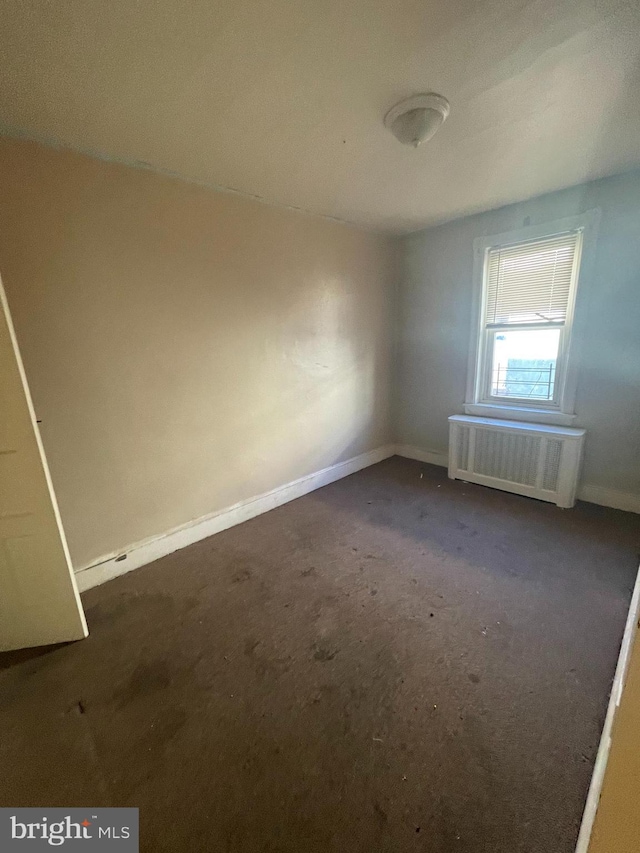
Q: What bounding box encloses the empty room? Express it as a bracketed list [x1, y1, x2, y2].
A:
[0, 0, 639, 851]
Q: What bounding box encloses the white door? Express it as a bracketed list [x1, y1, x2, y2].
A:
[0, 275, 87, 651]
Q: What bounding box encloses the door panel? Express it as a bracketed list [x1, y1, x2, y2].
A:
[0, 277, 87, 651]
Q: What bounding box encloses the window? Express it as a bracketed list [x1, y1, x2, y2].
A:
[482, 230, 580, 406]
[465, 213, 598, 426]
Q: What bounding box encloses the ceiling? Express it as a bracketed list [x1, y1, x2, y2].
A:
[1, 0, 639, 234]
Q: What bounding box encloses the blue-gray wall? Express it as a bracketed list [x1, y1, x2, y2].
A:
[396, 170, 640, 501]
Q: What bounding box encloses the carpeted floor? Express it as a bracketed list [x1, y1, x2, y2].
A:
[1, 457, 638, 852]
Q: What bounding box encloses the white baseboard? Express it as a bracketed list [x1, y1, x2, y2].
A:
[395, 443, 640, 514]
[577, 483, 640, 514]
[574, 562, 640, 853]
[394, 444, 449, 469]
[75, 444, 395, 592]
[75, 442, 639, 593]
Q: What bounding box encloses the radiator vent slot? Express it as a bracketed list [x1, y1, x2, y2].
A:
[448, 415, 585, 508]
[542, 439, 563, 492]
[474, 428, 540, 486]
[456, 425, 470, 471]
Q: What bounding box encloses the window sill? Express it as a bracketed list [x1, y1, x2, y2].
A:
[464, 402, 577, 427]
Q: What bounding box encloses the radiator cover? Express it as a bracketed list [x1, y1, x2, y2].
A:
[448, 415, 585, 508]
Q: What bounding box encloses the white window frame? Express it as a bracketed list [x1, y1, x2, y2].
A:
[465, 211, 600, 427]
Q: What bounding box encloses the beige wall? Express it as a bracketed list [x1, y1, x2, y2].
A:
[0, 138, 396, 569]
[396, 171, 640, 500]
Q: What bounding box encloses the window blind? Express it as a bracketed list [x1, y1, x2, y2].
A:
[485, 231, 580, 327]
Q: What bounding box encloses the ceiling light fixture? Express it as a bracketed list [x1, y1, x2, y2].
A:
[384, 93, 450, 148]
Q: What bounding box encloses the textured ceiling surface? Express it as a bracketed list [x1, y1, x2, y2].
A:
[1, 0, 639, 233]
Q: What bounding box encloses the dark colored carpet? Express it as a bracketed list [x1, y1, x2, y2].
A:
[1, 457, 638, 852]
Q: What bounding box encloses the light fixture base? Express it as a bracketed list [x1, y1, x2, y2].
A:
[384, 93, 450, 147]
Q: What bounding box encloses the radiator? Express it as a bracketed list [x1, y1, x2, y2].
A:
[448, 415, 585, 508]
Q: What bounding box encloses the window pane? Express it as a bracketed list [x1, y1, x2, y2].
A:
[490, 329, 560, 401]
